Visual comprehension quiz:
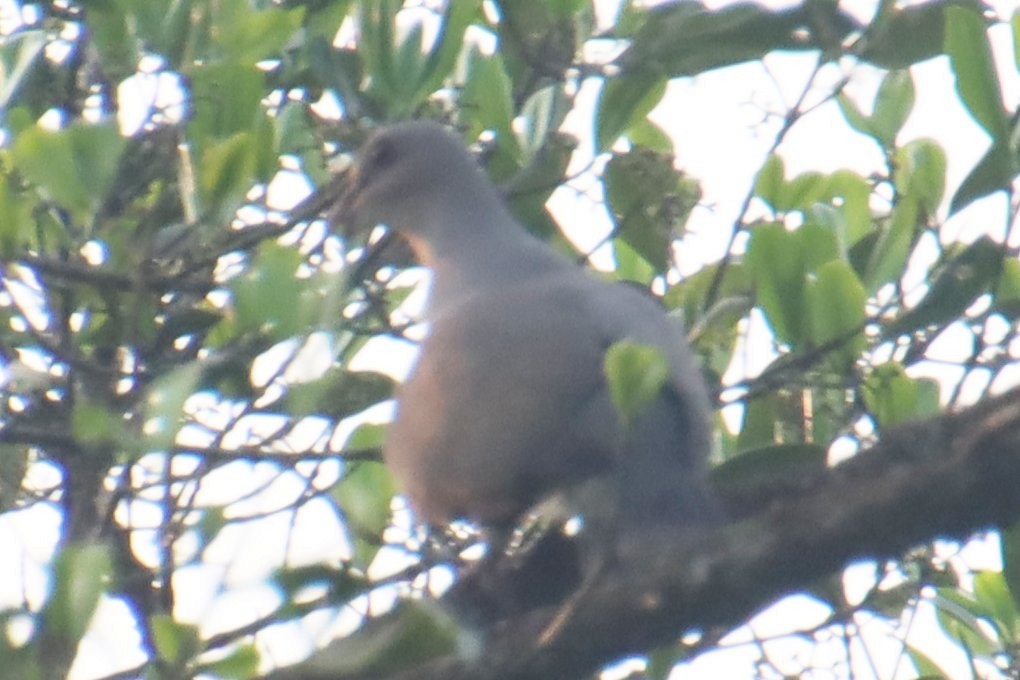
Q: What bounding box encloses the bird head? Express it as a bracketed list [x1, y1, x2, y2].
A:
[331, 121, 490, 241]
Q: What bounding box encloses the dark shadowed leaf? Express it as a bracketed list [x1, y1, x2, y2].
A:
[713, 442, 827, 488]
[863, 197, 921, 293]
[279, 602, 459, 677]
[285, 368, 394, 419]
[41, 544, 112, 644]
[950, 143, 1015, 214]
[858, 1, 959, 68]
[619, 2, 819, 76]
[603, 147, 698, 271]
[886, 237, 1005, 337]
[945, 4, 1009, 141]
[151, 615, 200, 665]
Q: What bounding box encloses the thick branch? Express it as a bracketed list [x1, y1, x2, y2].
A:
[269, 387, 1020, 680]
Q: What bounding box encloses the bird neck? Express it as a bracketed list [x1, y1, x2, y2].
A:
[404, 205, 566, 313]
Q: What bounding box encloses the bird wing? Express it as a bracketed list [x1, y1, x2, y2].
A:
[384, 270, 717, 528]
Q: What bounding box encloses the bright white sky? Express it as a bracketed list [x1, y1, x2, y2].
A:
[2, 0, 1020, 679]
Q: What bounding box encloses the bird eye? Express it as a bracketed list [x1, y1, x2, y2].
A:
[364, 138, 398, 174]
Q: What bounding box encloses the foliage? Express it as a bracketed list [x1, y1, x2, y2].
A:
[0, 0, 1018, 678]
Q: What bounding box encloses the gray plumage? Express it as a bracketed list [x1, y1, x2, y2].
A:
[338, 121, 720, 533]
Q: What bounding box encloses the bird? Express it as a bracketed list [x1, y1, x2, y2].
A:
[333, 120, 722, 550]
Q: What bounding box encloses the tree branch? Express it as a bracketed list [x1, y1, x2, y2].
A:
[266, 387, 1020, 680]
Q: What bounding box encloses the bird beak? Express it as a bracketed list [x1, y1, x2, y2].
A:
[325, 165, 361, 239]
[289, 162, 364, 241]
[284, 168, 349, 233]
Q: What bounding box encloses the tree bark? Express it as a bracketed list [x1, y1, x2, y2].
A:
[268, 386, 1020, 680]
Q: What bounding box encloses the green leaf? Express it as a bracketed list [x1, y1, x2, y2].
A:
[416, 0, 481, 100]
[837, 71, 915, 148]
[826, 170, 873, 245]
[134, 0, 196, 67]
[747, 222, 807, 346]
[196, 507, 228, 549]
[187, 62, 265, 142]
[645, 644, 684, 680]
[518, 87, 571, 156]
[736, 394, 779, 451]
[361, 0, 450, 115]
[712, 443, 827, 488]
[863, 196, 920, 293]
[85, 0, 139, 80]
[216, 2, 305, 64]
[603, 147, 698, 272]
[0, 30, 46, 111]
[274, 564, 366, 615]
[11, 122, 126, 223]
[197, 644, 260, 679]
[145, 363, 203, 450]
[460, 49, 517, 173]
[859, 2, 951, 69]
[627, 118, 674, 153]
[0, 173, 33, 256]
[393, 23, 427, 103]
[287, 602, 458, 676]
[230, 242, 306, 340]
[863, 363, 940, 427]
[798, 222, 839, 273]
[807, 261, 867, 370]
[686, 294, 752, 375]
[1014, 9, 1020, 71]
[545, 0, 587, 17]
[945, 4, 1009, 141]
[274, 102, 317, 156]
[973, 571, 1019, 641]
[335, 462, 396, 538]
[359, 0, 400, 101]
[906, 643, 957, 679]
[886, 236, 1004, 336]
[71, 400, 129, 447]
[779, 172, 827, 213]
[42, 544, 112, 644]
[753, 154, 786, 210]
[934, 588, 1001, 655]
[505, 132, 576, 236]
[151, 615, 200, 665]
[603, 341, 670, 427]
[871, 70, 915, 146]
[836, 94, 874, 139]
[308, 39, 363, 114]
[753, 156, 830, 214]
[0, 445, 28, 510]
[620, 2, 814, 77]
[1000, 521, 1020, 612]
[345, 423, 386, 452]
[950, 143, 1015, 215]
[303, 0, 356, 43]
[200, 130, 259, 204]
[995, 258, 1020, 320]
[612, 238, 656, 284]
[285, 369, 394, 419]
[155, 307, 224, 352]
[895, 138, 946, 214]
[595, 73, 667, 152]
